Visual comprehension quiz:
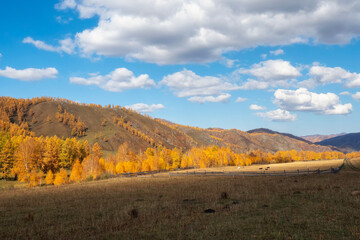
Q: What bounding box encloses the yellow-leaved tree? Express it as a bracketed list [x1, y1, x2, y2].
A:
[70, 159, 83, 183]
[45, 170, 54, 185]
[54, 168, 68, 186]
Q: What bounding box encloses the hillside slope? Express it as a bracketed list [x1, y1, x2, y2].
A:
[0, 97, 335, 153]
[317, 132, 360, 152]
[247, 128, 312, 144]
[171, 125, 333, 153]
[301, 133, 347, 143]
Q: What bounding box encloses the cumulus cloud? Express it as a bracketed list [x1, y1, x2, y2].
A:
[352, 92, 360, 100]
[257, 109, 296, 122]
[235, 97, 247, 103]
[274, 88, 352, 115]
[160, 69, 239, 102]
[345, 74, 360, 88]
[0, 66, 58, 81]
[236, 59, 301, 89]
[270, 49, 284, 56]
[340, 91, 351, 95]
[70, 68, 155, 92]
[249, 104, 266, 111]
[126, 103, 165, 113]
[23, 37, 75, 54]
[188, 94, 231, 104]
[297, 65, 360, 88]
[55, 0, 360, 64]
[299, 65, 353, 88]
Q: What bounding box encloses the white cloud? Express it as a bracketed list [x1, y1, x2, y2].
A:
[238, 60, 301, 81]
[70, 68, 155, 92]
[235, 97, 247, 103]
[23, 37, 75, 54]
[298, 65, 360, 88]
[352, 92, 360, 100]
[58, 38, 76, 54]
[0, 66, 58, 81]
[55, 0, 360, 64]
[274, 88, 352, 115]
[270, 49, 284, 56]
[261, 54, 267, 59]
[188, 94, 231, 104]
[160, 69, 239, 102]
[249, 104, 266, 111]
[55, 0, 76, 10]
[345, 74, 360, 88]
[257, 109, 296, 122]
[222, 58, 237, 68]
[56, 16, 73, 24]
[239, 79, 269, 90]
[23, 37, 58, 52]
[237, 59, 301, 89]
[126, 103, 165, 113]
[299, 65, 353, 88]
[340, 91, 351, 95]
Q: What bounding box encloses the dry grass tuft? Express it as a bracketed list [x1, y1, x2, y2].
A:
[128, 209, 139, 219]
[220, 192, 228, 200]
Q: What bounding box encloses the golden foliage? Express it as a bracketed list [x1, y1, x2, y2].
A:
[54, 168, 68, 186]
[45, 170, 54, 185]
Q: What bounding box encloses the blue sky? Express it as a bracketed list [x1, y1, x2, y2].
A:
[1, 0, 360, 136]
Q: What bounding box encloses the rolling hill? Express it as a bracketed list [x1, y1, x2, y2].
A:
[247, 128, 312, 144]
[301, 133, 347, 143]
[317, 132, 360, 152]
[0, 97, 335, 154]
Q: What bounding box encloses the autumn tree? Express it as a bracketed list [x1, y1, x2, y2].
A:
[70, 159, 83, 183]
[0, 139, 14, 179]
[54, 168, 68, 186]
[45, 170, 54, 185]
[13, 137, 43, 183]
[81, 143, 103, 179]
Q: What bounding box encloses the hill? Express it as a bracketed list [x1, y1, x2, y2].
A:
[247, 128, 312, 144]
[0, 96, 334, 154]
[301, 133, 347, 143]
[159, 122, 332, 153]
[317, 132, 360, 152]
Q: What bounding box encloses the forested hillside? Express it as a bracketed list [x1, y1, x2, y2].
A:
[2, 96, 356, 187]
[0, 96, 334, 154]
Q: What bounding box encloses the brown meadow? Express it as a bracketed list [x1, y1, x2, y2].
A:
[0, 161, 359, 240]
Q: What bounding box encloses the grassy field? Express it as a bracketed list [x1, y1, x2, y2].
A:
[0, 160, 359, 239]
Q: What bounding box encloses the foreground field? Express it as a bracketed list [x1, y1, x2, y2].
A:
[0, 162, 359, 239]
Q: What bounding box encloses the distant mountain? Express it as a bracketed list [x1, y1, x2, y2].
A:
[317, 132, 360, 152]
[247, 128, 312, 144]
[0, 97, 334, 154]
[302, 133, 347, 143]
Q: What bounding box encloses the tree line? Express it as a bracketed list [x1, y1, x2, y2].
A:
[1, 120, 358, 187]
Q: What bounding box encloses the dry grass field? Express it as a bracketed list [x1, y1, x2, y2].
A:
[162, 159, 345, 176]
[0, 159, 359, 240]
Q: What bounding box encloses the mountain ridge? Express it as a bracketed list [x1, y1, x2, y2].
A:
[317, 132, 360, 152]
[0, 96, 336, 154]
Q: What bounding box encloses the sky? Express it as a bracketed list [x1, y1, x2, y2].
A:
[1, 0, 360, 136]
